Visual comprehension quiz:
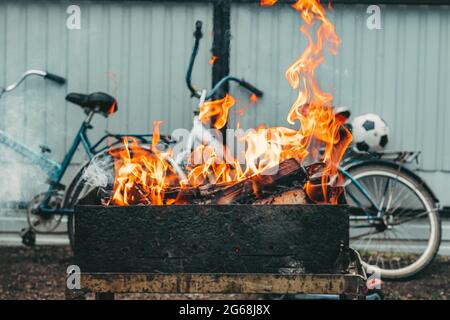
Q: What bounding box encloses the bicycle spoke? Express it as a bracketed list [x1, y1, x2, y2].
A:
[350, 228, 382, 240]
[372, 176, 380, 203]
[394, 209, 434, 225]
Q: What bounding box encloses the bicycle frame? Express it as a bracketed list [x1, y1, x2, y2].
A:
[339, 165, 384, 227]
[0, 130, 61, 181]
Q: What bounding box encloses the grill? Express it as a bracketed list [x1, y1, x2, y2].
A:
[67, 203, 370, 300]
[74, 204, 349, 274]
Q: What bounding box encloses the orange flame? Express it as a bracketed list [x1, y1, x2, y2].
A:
[110, 121, 178, 206]
[199, 94, 236, 130]
[249, 93, 259, 104]
[110, 0, 351, 206]
[260, 0, 278, 7]
[209, 55, 218, 65]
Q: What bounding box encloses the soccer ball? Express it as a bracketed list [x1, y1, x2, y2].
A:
[351, 113, 389, 152]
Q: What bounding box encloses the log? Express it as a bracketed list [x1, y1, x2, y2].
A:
[212, 158, 308, 204]
[253, 188, 307, 205]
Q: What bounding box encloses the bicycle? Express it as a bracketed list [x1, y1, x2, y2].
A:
[0, 69, 165, 246]
[63, 20, 264, 248]
[336, 109, 441, 279]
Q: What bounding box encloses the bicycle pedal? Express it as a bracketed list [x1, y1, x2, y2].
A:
[20, 228, 36, 247]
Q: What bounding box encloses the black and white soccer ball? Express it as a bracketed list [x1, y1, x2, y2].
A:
[351, 113, 389, 152]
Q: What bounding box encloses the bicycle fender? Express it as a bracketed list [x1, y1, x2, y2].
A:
[342, 159, 440, 206]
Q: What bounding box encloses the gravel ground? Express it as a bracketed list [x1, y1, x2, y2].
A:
[0, 246, 448, 300]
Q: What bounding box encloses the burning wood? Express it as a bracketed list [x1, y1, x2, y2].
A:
[108, 0, 351, 207]
[87, 158, 344, 207]
[197, 158, 308, 205]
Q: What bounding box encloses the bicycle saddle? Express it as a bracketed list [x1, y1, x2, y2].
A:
[66, 92, 118, 117]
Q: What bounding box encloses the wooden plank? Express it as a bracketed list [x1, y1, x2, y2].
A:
[78, 273, 366, 296]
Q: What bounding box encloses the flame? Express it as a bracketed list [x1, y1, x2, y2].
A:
[110, 121, 178, 205]
[261, 0, 278, 7]
[110, 0, 351, 206]
[328, 1, 334, 12]
[263, 0, 351, 203]
[249, 93, 259, 104]
[209, 55, 218, 65]
[199, 94, 236, 130]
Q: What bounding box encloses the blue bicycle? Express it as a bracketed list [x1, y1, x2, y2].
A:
[0, 70, 164, 245]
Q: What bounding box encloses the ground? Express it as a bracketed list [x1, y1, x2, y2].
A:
[0, 246, 448, 300]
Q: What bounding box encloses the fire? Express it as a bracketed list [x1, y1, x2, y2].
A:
[110, 0, 351, 206]
[199, 94, 236, 130]
[110, 121, 178, 206]
[260, 0, 278, 7]
[260, 0, 351, 203]
[249, 93, 259, 104]
[209, 55, 218, 65]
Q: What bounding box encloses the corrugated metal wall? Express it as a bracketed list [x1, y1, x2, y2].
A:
[0, 1, 449, 205]
[229, 3, 450, 205]
[0, 0, 213, 167]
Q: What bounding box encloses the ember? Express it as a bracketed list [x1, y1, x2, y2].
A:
[208, 55, 218, 65]
[110, 0, 351, 206]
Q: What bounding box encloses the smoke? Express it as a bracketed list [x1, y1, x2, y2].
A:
[0, 92, 49, 204]
[80, 153, 115, 189]
[0, 146, 47, 203]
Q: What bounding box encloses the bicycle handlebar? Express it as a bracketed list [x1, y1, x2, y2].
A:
[194, 20, 203, 41]
[185, 21, 203, 98]
[206, 76, 264, 100]
[239, 79, 264, 98]
[2, 70, 66, 95]
[186, 20, 264, 100]
[44, 72, 66, 85]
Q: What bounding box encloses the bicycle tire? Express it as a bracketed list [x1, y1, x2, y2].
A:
[63, 149, 117, 251]
[344, 162, 441, 280]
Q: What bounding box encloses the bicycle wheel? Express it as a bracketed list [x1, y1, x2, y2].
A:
[63, 150, 116, 250]
[344, 163, 441, 280]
